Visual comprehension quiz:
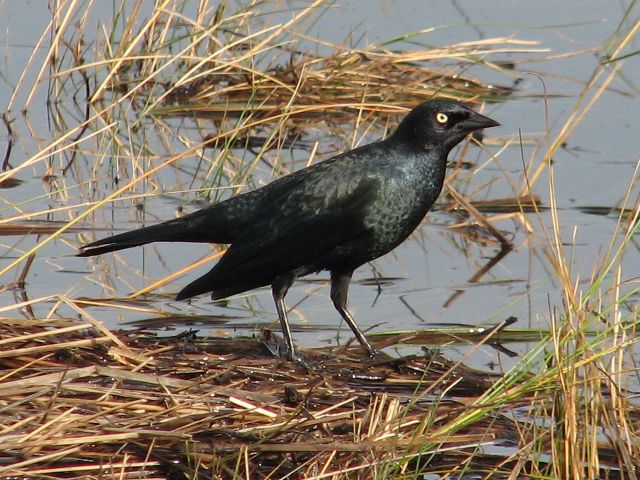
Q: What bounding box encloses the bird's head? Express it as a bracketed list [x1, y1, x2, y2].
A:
[390, 99, 500, 153]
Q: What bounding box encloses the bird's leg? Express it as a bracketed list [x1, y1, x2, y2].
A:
[330, 271, 378, 357]
[272, 273, 307, 365]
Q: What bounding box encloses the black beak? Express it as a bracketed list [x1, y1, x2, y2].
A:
[462, 110, 500, 131]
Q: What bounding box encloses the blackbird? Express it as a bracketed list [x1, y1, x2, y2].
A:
[79, 99, 499, 363]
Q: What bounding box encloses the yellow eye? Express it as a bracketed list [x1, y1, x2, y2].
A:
[436, 112, 449, 124]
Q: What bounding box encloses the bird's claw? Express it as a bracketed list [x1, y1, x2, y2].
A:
[286, 350, 318, 371]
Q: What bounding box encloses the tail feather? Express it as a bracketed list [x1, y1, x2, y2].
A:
[78, 220, 195, 257]
[176, 270, 270, 301]
[78, 204, 273, 301]
[77, 206, 234, 258]
[175, 272, 218, 301]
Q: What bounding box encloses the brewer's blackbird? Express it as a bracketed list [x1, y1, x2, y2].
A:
[78, 99, 499, 363]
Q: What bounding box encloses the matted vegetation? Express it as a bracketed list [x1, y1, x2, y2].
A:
[0, 1, 639, 478]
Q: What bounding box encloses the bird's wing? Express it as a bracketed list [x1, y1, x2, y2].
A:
[209, 170, 381, 284]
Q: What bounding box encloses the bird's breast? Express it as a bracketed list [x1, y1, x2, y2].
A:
[358, 171, 443, 259]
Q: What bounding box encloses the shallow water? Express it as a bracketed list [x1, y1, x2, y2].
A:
[0, 1, 638, 375]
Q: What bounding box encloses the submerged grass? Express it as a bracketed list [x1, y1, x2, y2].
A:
[0, 0, 639, 478]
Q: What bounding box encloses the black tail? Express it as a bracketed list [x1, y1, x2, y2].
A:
[176, 269, 270, 301]
[78, 201, 249, 258]
[175, 271, 222, 301]
[78, 220, 195, 257]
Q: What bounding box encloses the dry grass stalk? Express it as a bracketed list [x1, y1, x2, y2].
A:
[0, 316, 512, 478]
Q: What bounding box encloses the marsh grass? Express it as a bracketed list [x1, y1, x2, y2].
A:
[0, 0, 639, 478]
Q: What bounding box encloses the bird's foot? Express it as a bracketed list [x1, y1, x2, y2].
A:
[363, 345, 383, 359]
[286, 350, 319, 371]
[364, 348, 390, 365]
[261, 329, 316, 369]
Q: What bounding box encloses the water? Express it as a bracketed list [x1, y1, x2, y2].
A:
[0, 1, 638, 374]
